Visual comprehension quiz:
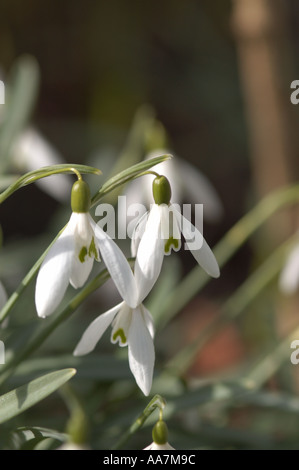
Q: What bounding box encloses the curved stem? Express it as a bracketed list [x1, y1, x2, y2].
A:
[111, 394, 166, 450]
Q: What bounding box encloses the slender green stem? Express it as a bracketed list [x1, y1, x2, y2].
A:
[136, 170, 160, 178]
[165, 234, 297, 376]
[111, 394, 166, 450]
[156, 184, 299, 330]
[70, 168, 82, 181]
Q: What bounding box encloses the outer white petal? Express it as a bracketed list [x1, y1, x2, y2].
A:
[175, 208, 220, 278]
[279, 244, 299, 294]
[134, 204, 165, 304]
[73, 302, 123, 356]
[142, 305, 155, 339]
[35, 222, 74, 318]
[128, 307, 155, 396]
[93, 222, 138, 308]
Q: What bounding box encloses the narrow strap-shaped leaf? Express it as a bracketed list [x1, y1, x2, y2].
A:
[0, 164, 102, 204]
[0, 368, 76, 424]
[91, 154, 172, 206]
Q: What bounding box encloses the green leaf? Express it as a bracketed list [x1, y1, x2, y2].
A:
[0, 368, 76, 424]
[0, 164, 102, 204]
[91, 154, 172, 206]
[10, 426, 67, 450]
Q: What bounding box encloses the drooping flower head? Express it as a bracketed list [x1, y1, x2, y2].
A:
[74, 225, 156, 396]
[35, 179, 99, 318]
[132, 175, 220, 301]
[35, 178, 136, 319]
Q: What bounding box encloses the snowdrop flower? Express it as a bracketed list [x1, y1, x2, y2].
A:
[124, 151, 223, 224]
[144, 420, 175, 450]
[133, 175, 220, 300]
[11, 127, 72, 202]
[35, 179, 136, 319]
[35, 179, 99, 318]
[279, 241, 299, 294]
[74, 240, 155, 396]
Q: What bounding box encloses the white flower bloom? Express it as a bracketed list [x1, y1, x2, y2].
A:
[143, 442, 175, 450]
[74, 300, 155, 396]
[35, 212, 99, 318]
[74, 237, 156, 396]
[133, 178, 220, 301]
[36, 178, 139, 319]
[279, 242, 299, 294]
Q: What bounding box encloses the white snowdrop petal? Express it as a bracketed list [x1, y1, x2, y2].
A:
[35, 224, 74, 318]
[128, 307, 155, 396]
[93, 223, 138, 308]
[142, 305, 155, 339]
[134, 204, 165, 304]
[177, 209, 220, 278]
[73, 302, 123, 356]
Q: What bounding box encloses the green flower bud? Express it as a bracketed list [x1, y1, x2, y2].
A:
[71, 180, 91, 213]
[152, 176, 171, 205]
[152, 420, 169, 445]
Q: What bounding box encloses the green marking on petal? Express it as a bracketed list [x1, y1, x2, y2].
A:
[112, 328, 127, 345]
[78, 246, 88, 263]
[89, 237, 99, 260]
[164, 237, 180, 255]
